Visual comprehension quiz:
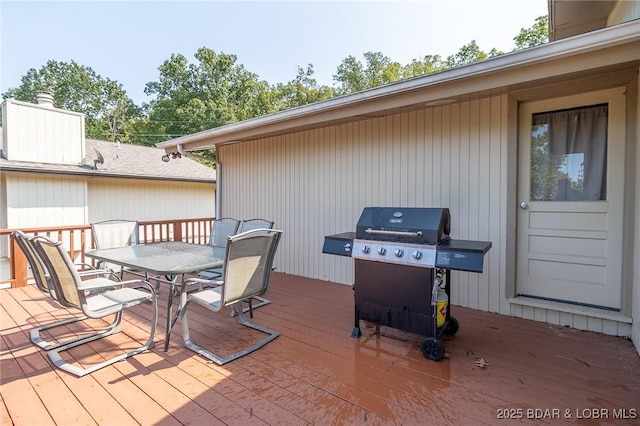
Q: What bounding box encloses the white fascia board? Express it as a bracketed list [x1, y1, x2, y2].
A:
[157, 19, 640, 152]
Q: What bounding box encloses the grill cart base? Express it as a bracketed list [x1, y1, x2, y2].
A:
[353, 260, 458, 360]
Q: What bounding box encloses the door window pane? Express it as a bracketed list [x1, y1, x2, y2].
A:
[530, 104, 608, 201]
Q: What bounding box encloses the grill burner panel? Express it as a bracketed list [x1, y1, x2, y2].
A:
[352, 239, 436, 268]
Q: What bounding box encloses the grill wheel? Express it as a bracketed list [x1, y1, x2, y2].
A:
[421, 337, 445, 361]
[443, 316, 459, 336]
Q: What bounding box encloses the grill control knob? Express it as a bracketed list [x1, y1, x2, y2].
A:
[394, 248, 404, 258]
[361, 245, 370, 254]
[412, 250, 422, 260]
[378, 247, 387, 256]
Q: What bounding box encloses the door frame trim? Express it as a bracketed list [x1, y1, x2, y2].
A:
[515, 87, 626, 311]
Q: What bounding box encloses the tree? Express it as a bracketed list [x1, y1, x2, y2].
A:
[513, 15, 549, 50]
[445, 40, 502, 68]
[530, 123, 568, 200]
[1, 60, 141, 141]
[333, 51, 402, 95]
[274, 65, 335, 110]
[401, 55, 446, 79]
[143, 47, 276, 141]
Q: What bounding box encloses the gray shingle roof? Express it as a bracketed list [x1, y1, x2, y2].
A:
[0, 130, 216, 183]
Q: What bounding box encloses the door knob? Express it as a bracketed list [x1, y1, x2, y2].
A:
[520, 201, 528, 209]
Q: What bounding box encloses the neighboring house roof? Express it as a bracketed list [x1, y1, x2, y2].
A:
[0, 131, 216, 183]
[157, 17, 640, 153]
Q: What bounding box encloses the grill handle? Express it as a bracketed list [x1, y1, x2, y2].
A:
[365, 228, 423, 238]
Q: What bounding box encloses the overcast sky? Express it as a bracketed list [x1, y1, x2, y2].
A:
[1, 0, 548, 106]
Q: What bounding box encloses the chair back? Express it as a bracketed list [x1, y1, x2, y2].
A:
[208, 218, 241, 247]
[31, 236, 84, 309]
[238, 218, 274, 234]
[12, 231, 51, 294]
[221, 228, 282, 306]
[91, 220, 139, 249]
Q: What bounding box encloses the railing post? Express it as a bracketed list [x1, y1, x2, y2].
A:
[10, 235, 27, 288]
[173, 221, 183, 242]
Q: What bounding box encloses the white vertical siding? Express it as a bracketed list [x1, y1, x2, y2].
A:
[4, 173, 88, 254]
[221, 95, 506, 313]
[87, 178, 215, 222]
[2, 100, 85, 164]
[632, 68, 640, 352]
[6, 174, 87, 228]
[0, 173, 7, 257]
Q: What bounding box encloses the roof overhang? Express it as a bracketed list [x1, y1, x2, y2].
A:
[157, 19, 640, 153]
[0, 161, 217, 184]
[549, 0, 616, 41]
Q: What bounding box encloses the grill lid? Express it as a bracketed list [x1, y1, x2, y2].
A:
[355, 207, 450, 244]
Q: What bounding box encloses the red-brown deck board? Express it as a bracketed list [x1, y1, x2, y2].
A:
[1, 273, 638, 425]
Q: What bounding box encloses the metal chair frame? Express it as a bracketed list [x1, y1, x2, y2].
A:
[178, 228, 282, 365]
[31, 235, 157, 377]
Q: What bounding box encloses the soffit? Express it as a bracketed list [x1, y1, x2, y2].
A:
[550, 0, 616, 41]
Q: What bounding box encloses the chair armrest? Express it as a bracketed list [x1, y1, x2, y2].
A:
[77, 278, 126, 291]
[77, 268, 120, 280]
[180, 277, 223, 292]
[74, 262, 97, 270]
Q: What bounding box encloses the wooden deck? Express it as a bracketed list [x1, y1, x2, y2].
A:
[1, 273, 638, 425]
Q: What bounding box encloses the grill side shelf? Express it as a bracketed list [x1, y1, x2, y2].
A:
[322, 232, 355, 257]
[435, 239, 492, 273]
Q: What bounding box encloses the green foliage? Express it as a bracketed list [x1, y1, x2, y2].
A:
[143, 48, 276, 142]
[445, 40, 503, 68]
[1, 60, 141, 141]
[3, 14, 549, 144]
[401, 55, 447, 79]
[513, 15, 549, 50]
[530, 124, 568, 201]
[333, 52, 402, 95]
[274, 65, 335, 110]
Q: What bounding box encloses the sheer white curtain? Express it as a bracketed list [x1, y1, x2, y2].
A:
[532, 104, 608, 201]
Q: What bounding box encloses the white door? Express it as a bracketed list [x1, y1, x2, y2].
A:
[517, 88, 625, 310]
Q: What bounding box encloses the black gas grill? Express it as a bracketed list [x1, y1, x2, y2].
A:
[323, 207, 492, 361]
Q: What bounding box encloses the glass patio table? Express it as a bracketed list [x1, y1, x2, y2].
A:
[85, 241, 225, 351]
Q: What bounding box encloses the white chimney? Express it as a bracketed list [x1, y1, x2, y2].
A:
[36, 92, 55, 108]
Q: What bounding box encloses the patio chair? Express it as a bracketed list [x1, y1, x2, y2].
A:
[238, 218, 275, 234]
[235, 218, 276, 313]
[197, 218, 241, 280]
[199, 218, 275, 314]
[13, 230, 51, 294]
[31, 235, 157, 377]
[13, 231, 118, 351]
[91, 219, 141, 279]
[178, 228, 282, 365]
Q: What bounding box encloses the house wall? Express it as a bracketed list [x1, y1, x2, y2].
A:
[5, 173, 88, 227]
[87, 178, 215, 222]
[3, 172, 88, 253]
[220, 77, 638, 339]
[634, 69, 640, 354]
[222, 96, 507, 312]
[0, 173, 7, 256]
[0, 174, 215, 259]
